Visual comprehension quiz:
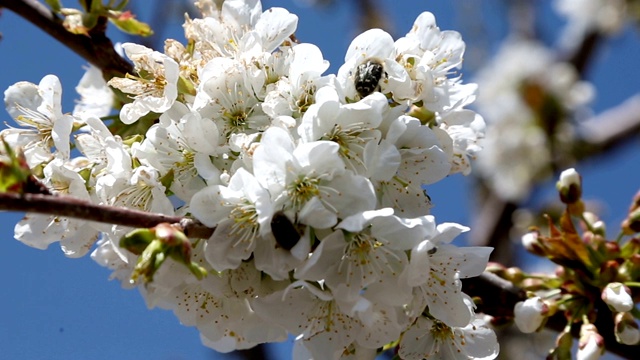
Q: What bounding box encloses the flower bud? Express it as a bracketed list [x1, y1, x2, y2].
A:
[602, 282, 634, 313]
[629, 190, 640, 213]
[556, 168, 582, 204]
[522, 230, 546, 256]
[622, 208, 640, 235]
[615, 312, 640, 345]
[577, 323, 604, 360]
[583, 212, 606, 236]
[504, 267, 524, 283]
[551, 330, 573, 360]
[599, 260, 619, 284]
[514, 296, 548, 333]
[624, 254, 640, 280]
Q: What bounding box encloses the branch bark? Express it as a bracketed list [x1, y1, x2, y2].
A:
[0, 192, 214, 239]
[0, 0, 133, 79]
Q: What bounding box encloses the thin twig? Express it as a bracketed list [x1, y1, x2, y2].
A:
[0, 192, 214, 239]
[0, 0, 133, 79]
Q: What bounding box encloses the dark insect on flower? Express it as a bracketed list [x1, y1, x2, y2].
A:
[354, 58, 386, 98]
[270, 211, 303, 250]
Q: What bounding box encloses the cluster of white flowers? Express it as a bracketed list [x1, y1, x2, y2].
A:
[2, 0, 496, 358]
[474, 39, 593, 201]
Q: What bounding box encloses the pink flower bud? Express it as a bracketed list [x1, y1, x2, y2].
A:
[556, 168, 582, 204]
[577, 323, 604, 360]
[602, 282, 634, 313]
[615, 312, 640, 345]
[514, 297, 548, 333]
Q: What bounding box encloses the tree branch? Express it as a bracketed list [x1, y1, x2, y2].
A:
[0, 192, 214, 239]
[0, 0, 133, 79]
[463, 273, 637, 359]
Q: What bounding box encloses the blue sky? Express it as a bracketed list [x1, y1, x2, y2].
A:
[0, 1, 639, 359]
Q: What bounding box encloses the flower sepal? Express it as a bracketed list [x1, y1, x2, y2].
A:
[120, 223, 207, 284]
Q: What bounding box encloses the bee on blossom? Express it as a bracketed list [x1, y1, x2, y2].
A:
[353, 57, 387, 98]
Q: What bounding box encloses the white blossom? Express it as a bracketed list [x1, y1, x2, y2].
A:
[73, 65, 113, 119]
[107, 43, 180, 124]
[2, 74, 74, 165]
[407, 222, 492, 327]
[398, 314, 499, 360]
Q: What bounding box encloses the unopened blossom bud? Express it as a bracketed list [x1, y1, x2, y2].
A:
[602, 282, 634, 313]
[625, 254, 640, 280]
[556, 168, 582, 204]
[514, 296, 548, 333]
[522, 230, 546, 256]
[622, 208, 640, 235]
[599, 260, 619, 284]
[615, 312, 640, 345]
[551, 330, 573, 360]
[629, 190, 640, 213]
[121, 224, 208, 283]
[504, 267, 524, 283]
[577, 323, 604, 360]
[620, 238, 640, 256]
[583, 212, 606, 236]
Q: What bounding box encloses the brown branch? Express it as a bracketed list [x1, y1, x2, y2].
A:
[0, 0, 133, 79]
[463, 273, 637, 359]
[565, 30, 601, 74]
[354, 0, 392, 34]
[0, 192, 214, 239]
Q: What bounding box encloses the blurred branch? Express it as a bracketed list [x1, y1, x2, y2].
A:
[234, 345, 270, 360]
[0, 192, 214, 238]
[472, 92, 640, 252]
[470, 21, 629, 257]
[463, 273, 637, 359]
[353, 0, 391, 34]
[507, 0, 536, 38]
[576, 93, 640, 157]
[0, 0, 133, 79]
[565, 30, 601, 74]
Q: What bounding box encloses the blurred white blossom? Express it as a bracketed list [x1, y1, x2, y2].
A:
[474, 39, 593, 201]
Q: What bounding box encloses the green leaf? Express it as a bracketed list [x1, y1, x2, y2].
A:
[120, 228, 155, 255]
[0, 139, 32, 193]
[44, 0, 63, 12]
[82, 13, 99, 30]
[109, 11, 153, 37]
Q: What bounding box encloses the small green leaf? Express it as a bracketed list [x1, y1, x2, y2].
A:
[109, 11, 153, 37]
[159, 169, 175, 190]
[0, 139, 33, 193]
[44, 0, 63, 12]
[177, 76, 197, 96]
[111, 0, 130, 11]
[120, 228, 155, 255]
[82, 13, 99, 30]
